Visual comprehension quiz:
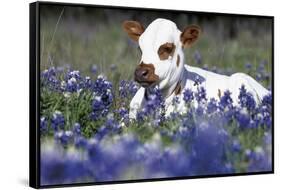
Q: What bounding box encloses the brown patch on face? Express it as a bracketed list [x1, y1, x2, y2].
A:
[218, 89, 221, 98]
[176, 54, 180, 67]
[134, 62, 159, 87]
[158, 42, 175, 60]
[174, 82, 182, 95]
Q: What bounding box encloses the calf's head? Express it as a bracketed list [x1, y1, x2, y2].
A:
[123, 18, 201, 90]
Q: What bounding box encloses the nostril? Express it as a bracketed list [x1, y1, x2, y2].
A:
[141, 69, 149, 77]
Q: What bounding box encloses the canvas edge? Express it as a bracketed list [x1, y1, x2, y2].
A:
[29, 1, 40, 189]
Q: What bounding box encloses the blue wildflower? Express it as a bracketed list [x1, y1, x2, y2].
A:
[119, 80, 139, 99]
[183, 88, 194, 103]
[54, 130, 73, 146]
[73, 123, 81, 135]
[51, 111, 65, 131]
[232, 139, 241, 152]
[207, 98, 218, 114]
[238, 85, 256, 111]
[41, 67, 61, 91]
[235, 111, 250, 128]
[245, 62, 252, 70]
[262, 93, 272, 107]
[219, 90, 233, 109]
[195, 86, 207, 103]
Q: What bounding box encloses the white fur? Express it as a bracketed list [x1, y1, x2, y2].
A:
[129, 18, 269, 119]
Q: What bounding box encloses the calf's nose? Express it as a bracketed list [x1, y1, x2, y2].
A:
[135, 68, 149, 80]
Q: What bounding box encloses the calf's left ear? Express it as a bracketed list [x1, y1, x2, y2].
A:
[180, 25, 201, 48]
[122, 21, 145, 42]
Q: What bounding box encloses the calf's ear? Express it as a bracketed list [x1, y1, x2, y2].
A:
[180, 25, 201, 48]
[122, 21, 145, 42]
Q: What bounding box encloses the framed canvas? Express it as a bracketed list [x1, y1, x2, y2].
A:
[29, 1, 274, 188]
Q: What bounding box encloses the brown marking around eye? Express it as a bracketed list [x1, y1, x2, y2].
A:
[176, 54, 180, 67]
[158, 42, 175, 60]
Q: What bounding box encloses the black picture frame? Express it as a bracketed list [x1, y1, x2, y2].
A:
[30, 1, 274, 188]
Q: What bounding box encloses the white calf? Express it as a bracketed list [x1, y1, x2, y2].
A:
[122, 18, 269, 119]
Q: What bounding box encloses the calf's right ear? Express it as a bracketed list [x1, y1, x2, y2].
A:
[122, 21, 145, 42]
[180, 25, 201, 48]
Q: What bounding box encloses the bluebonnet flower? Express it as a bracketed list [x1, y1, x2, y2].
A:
[119, 80, 139, 99]
[238, 85, 256, 111]
[83, 76, 92, 89]
[141, 87, 165, 119]
[245, 62, 252, 70]
[65, 77, 79, 92]
[91, 94, 112, 120]
[219, 90, 233, 111]
[65, 70, 82, 81]
[41, 67, 61, 91]
[73, 123, 81, 135]
[117, 107, 128, 119]
[41, 67, 56, 79]
[40, 66, 272, 183]
[235, 111, 250, 128]
[195, 86, 207, 103]
[232, 139, 241, 152]
[258, 60, 266, 73]
[245, 149, 254, 160]
[262, 93, 272, 107]
[195, 106, 204, 117]
[194, 75, 203, 86]
[93, 126, 109, 141]
[74, 136, 88, 149]
[119, 80, 127, 98]
[61, 70, 93, 93]
[117, 107, 129, 125]
[260, 110, 271, 128]
[92, 75, 113, 95]
[51, 111, 65, 131]
[91, 76, 113, 120]
[207, 98, 218, 114]
[258, 93, 272, 128]
[104, 116, 121, 131]
[255, 73, 262, 81]
[183, 88, 194, 103]
[172, 96, 180, 106]
[54, 130, 73, 146]
[248, 116, 261, 128]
